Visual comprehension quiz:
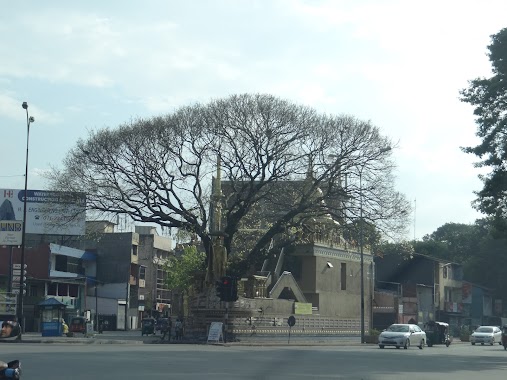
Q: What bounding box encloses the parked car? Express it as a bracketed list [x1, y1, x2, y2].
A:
[378, 323, 426, 349]
[470, 326, 502, 346]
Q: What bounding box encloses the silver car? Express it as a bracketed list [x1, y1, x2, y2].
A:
[378, 323, 426, 349]
[470, 326, 502, 346]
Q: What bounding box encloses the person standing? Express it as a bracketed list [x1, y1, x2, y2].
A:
[175, 319, 182, 341]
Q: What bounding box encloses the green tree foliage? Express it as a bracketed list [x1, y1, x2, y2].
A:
[164, 246, 206, 293]
[416, 223, 481, 263]
[461, 27, 507, 220]
[465, 236, 507, 298]
[378, 241, 415, 257]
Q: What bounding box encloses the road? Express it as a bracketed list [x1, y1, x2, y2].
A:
[1, 341, 507, 379]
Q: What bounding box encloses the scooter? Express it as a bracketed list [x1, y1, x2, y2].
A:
[0, 360, 21, 379]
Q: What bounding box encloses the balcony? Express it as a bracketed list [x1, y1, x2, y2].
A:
[129, 275, 137, 286]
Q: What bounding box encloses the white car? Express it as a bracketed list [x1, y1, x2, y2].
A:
[378, 323, 426, 349]
[470, 326, 502, 346]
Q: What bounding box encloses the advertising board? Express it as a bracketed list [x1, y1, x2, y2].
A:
[0, 220, 22, 245]
[0, 189, 86, 236]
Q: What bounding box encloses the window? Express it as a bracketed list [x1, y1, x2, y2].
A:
[139, 266, 146, 280]
[47, 283, 57, 296]
[132, 245, 138, 256]
[341, 263, 346, 290]
[69, 284, 79, 297]
[29, 285, 38, 297]
[58, 284, 68, 296]
[444, 287, 452, 302]
[54, 255, 80, 274]
[55, 255, 67, 272]
[443, 266, 448, 279]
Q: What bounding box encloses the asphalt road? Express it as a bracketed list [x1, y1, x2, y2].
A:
[1, 341, 507, 380]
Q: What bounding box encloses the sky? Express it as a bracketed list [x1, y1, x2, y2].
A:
[1, 0, 506, 241]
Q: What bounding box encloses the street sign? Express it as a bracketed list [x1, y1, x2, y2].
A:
[12, 276, 21, 282]
[11, 289, 26, 295]
[12, 269, 21, 276]
[13, 264, 21, 269]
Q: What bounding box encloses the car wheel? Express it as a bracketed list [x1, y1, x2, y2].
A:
[481, 343, 484, 345]
[396, 346, 400, 349]
[419, 339, 424, 350]
[404, 339, 410, 349]
[499, 342, 503, 345]
[471, 342, 475, 345]
[379, 345, 384, 349]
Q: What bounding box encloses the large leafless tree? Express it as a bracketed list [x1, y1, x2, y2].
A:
[48, 94, 410, 271]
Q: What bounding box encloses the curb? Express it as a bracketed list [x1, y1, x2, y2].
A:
[1, 338, 144, 345]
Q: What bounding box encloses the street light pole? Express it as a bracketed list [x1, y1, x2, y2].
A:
[358, 146, 391, 344]
[359, 170, 365, 344]
[19, 101, 34, 330]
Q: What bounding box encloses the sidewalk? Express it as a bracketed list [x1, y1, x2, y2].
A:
[4, 331, 146, 345]
[3, 331, 361, 346]
[1, 331, 470, 346]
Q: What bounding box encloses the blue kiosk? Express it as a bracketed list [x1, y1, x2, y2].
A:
[38, 298, 67, 337]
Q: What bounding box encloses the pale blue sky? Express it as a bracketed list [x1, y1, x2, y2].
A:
[1, 0, 506, 239]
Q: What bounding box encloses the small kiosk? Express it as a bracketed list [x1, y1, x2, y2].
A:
[38, 298, 67, 337]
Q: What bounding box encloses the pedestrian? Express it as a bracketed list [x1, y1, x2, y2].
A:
[167, 317, 172, 341]
[160, 318, 171, 341]
[175, 318, 182, 341]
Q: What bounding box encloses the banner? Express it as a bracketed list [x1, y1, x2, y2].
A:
[0, 189, 85, 236]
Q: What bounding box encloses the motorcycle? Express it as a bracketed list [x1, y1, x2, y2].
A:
[0, 360, 21, 379]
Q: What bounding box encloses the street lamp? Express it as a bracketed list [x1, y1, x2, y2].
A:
[18, 101, 34, 329]
[358, 146, 391, 343]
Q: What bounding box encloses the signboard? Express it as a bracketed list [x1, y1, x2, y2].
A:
[462, 282, 472, 304]
[0, 220, 22, 245]
[86, 322, 94, 336]
[156, 302, 170, 312]
[0, 189, 86, 236]
[294, 302, 313, 315]
[207, 322, 224, 344]
[0, 293, 17, 315]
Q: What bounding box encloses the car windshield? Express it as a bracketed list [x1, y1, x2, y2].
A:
[387, 325, 409, 333]
[476, 327, 493, 333]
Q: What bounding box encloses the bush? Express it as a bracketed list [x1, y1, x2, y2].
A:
[369, 328, 381, 337]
